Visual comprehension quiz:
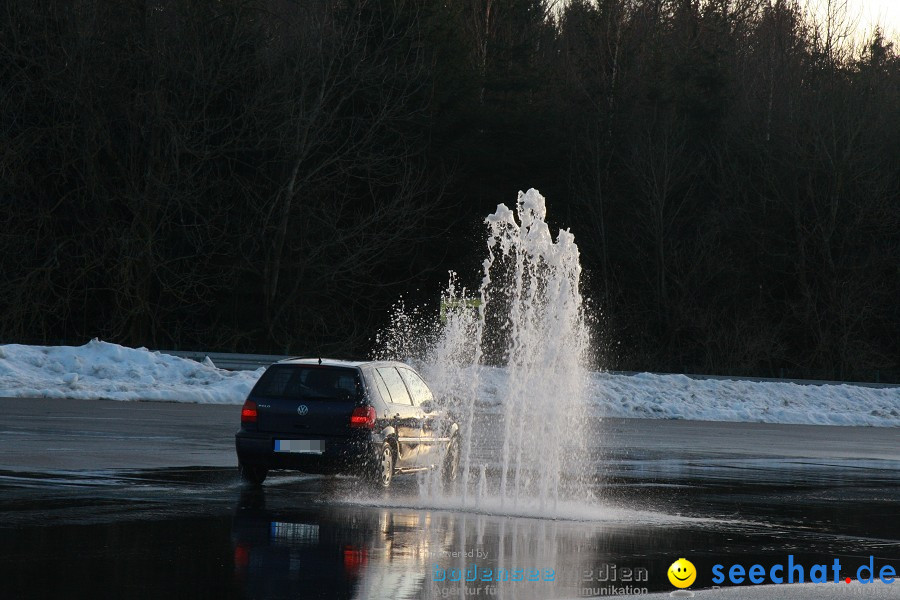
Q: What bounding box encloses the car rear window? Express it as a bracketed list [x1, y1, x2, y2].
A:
[252, 365, 361, 401]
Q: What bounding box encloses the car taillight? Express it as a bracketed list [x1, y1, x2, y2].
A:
[350, 406, 376, 429]
[241, 399, 257, 424]
[343, 545, 368, 574]
[234, 543, 250, 569]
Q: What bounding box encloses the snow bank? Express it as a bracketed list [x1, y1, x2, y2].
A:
[1, 341, 898, 427]
[467, 367, 900, 427]
[0, 339, 262, 404]
[586, 371, 900, 427]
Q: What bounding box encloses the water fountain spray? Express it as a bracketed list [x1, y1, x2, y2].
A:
[380, 189, 592, 512]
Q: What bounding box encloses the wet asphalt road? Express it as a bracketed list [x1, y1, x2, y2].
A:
[0, 397, 236, 470]
[0, 397, 899, 599]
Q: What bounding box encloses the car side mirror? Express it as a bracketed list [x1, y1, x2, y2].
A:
[420, 400, 434, 413]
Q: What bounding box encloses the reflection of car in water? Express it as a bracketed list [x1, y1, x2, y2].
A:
[235, 359, 460, 488]
[231, 487, 619, 600]
[231, 490, 454, 600]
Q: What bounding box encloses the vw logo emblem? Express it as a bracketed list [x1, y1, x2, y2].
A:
[297, 404, 308, 416]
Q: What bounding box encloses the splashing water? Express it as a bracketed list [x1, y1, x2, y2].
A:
[377, 189, 592, 513]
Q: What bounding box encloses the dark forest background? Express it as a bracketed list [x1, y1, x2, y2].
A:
[1, 0, 898, 380]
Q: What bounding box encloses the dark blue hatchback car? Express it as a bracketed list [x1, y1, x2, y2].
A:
[235, 359, 460, 487]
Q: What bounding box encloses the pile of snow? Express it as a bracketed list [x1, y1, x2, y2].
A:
[1, 341, 898, 427]
[587, 371, 900, 427]
[0, 339, 262, 404]
[465, 367, 900, 427]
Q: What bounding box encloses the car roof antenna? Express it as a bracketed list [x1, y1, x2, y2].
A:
[318, 357, 322, 365]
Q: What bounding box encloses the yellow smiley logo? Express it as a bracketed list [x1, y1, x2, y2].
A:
[668, 558, 697, 588]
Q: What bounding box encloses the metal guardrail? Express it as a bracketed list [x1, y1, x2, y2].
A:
[158, 350, 900, 388]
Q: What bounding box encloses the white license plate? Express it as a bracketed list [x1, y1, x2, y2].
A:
[274, 439, 324, 454]
[270, 521, 319, 543]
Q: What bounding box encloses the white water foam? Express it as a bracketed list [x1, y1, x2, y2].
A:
[336, 493, 714, 525]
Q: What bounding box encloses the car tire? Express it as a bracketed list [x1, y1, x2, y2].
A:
[370, 442, 394, 488]
[239, 462, 268, 487]
[443, 435, 460, 483]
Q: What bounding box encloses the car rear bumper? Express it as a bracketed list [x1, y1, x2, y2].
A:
[235, 430, 378, 474]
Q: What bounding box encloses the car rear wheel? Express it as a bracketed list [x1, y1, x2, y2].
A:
[239, 462, 268, 486]
[370, 442, 394, 488]
[443, 435, 460, 483]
